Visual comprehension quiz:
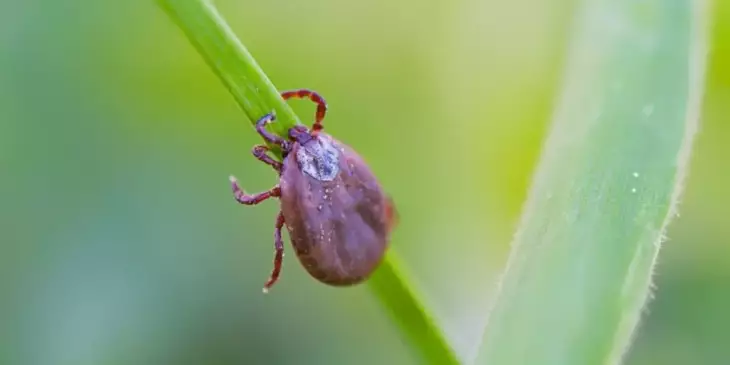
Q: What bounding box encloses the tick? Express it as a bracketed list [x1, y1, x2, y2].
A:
[229, 89, 397, 293]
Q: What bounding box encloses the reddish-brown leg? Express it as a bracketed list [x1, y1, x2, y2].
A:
[262, 211, 286, 293]
[252, 144, 282, 172]
[229, 176, 280, 205]
[280, 89, 328, 135]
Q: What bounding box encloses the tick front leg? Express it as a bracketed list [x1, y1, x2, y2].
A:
[255, 113, 288, 147]
[229, 176, 280, 205]
[280, 89, 328, 135]
[252, 144, 282, 172]
[263, 211, 286, 293]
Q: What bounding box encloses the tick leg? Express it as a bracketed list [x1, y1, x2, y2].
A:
[229, 176, 280, 205]
[280, 89, 328, 135]
[252, 144, 282, 172]
[255, 113, 287, 146]
[263, 211, 286, 293]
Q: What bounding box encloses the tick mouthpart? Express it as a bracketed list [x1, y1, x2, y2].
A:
[288, 125, 314, 145]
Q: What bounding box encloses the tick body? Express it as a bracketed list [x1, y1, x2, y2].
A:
[229, 89, 397, 292]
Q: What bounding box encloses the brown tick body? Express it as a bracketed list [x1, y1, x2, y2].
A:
[229, 89, 397, 292]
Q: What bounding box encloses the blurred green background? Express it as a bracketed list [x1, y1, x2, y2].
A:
[1, 0, 728, 364]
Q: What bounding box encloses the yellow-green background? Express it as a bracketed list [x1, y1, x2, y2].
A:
[1, 0, 727, 364]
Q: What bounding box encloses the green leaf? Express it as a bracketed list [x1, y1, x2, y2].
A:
[473, 0, 710, 364]
[156, 1, 460, 364]
[158, 0, 301, 159]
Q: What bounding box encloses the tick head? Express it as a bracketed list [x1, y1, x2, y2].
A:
[288, 125, 312, 145]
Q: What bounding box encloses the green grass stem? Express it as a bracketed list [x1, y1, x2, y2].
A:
[158, 0, 300, 158]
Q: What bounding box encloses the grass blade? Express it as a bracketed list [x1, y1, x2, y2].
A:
[473, 0, 710, 364]
[369, 250, 461, 364]
[156, 1, 460, 364]
[158, 0, 301, 158]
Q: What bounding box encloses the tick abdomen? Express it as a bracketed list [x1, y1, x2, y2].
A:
[279, 135, 391, 286]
